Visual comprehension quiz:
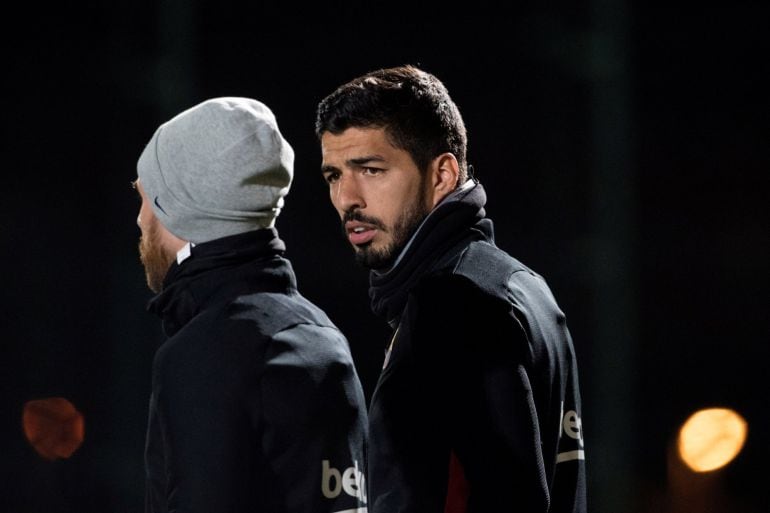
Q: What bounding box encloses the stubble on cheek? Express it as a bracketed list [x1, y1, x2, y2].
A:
[139, 221, 174, 293]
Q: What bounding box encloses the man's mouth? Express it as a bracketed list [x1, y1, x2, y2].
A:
[346, 222, 377, 246]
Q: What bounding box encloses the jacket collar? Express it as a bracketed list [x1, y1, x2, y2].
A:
[368, 180, 494, 326]
[147, 228, 295, 337]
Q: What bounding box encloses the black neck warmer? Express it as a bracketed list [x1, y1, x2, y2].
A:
[147, 228, 293, 337]
[368, 181, 494, 326]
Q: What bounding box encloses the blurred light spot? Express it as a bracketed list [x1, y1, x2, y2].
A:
[678, 408, 747, 472]
[22, 397, 85, 460]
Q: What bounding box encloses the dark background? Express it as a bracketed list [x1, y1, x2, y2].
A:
[2, 2, 768, 512]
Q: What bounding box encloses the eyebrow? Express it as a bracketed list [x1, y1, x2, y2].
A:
[320, 155, 387, 174]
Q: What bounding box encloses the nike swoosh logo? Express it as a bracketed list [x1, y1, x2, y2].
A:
[154, 196, 168, 215]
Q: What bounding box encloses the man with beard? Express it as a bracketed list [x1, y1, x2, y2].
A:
[134, 97, 368, 513]
[316, 66, 587, 512]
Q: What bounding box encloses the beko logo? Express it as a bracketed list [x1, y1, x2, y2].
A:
[322, 459, 367, 504]
[557, 401, 585, 463]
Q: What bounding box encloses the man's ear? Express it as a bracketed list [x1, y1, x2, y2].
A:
[428, 153, 460, 208]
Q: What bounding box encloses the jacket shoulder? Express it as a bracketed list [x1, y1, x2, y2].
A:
[228, 291, 356, 368]
[151, 291, 343, 379]
[444, 241, 567, 324]
[228, 290, 337, 336]
[449, 240, 536, 300]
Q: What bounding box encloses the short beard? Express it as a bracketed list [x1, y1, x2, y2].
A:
[139, 220, 176, 293]
[348, 179, 431, 270]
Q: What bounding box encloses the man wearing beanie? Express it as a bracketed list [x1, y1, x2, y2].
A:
[134, 97, 368, 513]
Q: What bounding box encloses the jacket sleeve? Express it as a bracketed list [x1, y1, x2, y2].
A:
[410, 274, 553, 512]
[257, 324, 369, 513]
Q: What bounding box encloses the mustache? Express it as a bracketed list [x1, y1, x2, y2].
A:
[341, 209, 387, 232]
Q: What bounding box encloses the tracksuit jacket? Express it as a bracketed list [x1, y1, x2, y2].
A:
[366, 181, 587, 513]
[143, 228, 368, 513]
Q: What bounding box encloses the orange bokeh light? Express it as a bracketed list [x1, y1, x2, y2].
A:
[677, 407, 747, 473]
[22, 397, 85, 460]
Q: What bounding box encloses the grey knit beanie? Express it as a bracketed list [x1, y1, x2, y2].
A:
[137, 97, 294, 244]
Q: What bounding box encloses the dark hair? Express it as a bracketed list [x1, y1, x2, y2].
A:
[315, 65, 468, 183]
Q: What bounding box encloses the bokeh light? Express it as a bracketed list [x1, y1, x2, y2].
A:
[22, 397, 85, 461]
[678, 408, 747, 473]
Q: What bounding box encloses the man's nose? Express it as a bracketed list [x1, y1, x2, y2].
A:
[334, 175, 366, 213]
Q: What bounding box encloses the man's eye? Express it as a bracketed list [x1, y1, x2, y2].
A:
[324, 172, 340, 184]
[362, 167, 382, 175]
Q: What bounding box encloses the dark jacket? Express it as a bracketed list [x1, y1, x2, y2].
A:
[144, 228, 368, 513]
[367, 182, 586, 513]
